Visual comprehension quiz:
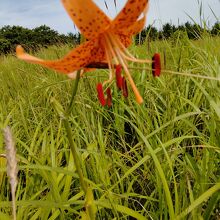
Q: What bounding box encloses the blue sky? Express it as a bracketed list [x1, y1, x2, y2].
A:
[0, 0, 219, 34]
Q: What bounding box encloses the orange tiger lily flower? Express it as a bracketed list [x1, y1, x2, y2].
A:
[16, 0, 151, 104]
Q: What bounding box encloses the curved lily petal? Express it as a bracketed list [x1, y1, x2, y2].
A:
[16, 40, 100, 74]
[111, 0, 148, 31]
[61, 0, 111, 40]
[117, 16, 146, 37]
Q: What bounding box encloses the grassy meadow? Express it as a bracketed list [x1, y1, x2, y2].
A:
[0, 34, 220, 219]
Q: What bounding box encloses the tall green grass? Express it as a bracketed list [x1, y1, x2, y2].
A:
[0, 35, 220, 219]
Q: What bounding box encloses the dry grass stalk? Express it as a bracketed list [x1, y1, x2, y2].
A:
[3, 126, 18, 220]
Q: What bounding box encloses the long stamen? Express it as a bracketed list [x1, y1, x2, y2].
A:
[96, 83, 106, 106]
[104, 34, 119, 65]
[152, 53, 161, 77]
[103, 38, 114, 86]
[102, 34, 120, 86]
[107, 34, 143, 104]
[106, 87, 112, 107]
[115, 65, 123, 90]
[112, 35, 152, 64]
[120, 52, 152, 64]
[122, 77, 128, 98]
[118, 53, 143, 103]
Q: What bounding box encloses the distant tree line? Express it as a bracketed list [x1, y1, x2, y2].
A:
[136, 21, 220, 44]
[0, 25, 80, 54]
[0, 22, 219, 54]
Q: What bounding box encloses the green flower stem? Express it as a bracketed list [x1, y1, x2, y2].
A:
[62, 70, 96, 219]
[63, 71, 87, 192]
[63, 118, 87, 192]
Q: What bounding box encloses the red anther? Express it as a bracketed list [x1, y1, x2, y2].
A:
[106, 87, 112, 107]
[122, 77, 128, 98]
[96, 83, 106, 106]
[115, 64, 123, 90]
[152, 53, 161, 77]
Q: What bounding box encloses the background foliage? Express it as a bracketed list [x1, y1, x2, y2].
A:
[0, 25, 80, 54]
[0, 30, 220, 219]
[0, 22, 219, 54]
